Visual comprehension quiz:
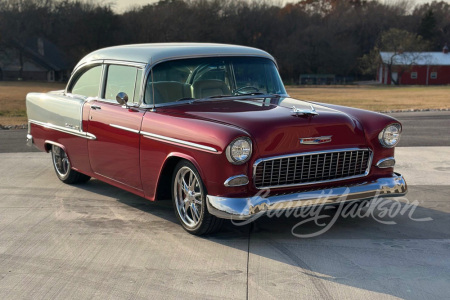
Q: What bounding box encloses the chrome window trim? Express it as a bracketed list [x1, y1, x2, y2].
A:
[140, 131, 218, 153]
[68, 60, 147, 105]
[252, 148, 373, 190]
[29, 119, 96, 140]
[89, 98, 117, 104]
[109, 124, 140, 134]
[102, 62, 146, 104]
[66, 61, 104, 96]
[103, 60, 146, 69]
[224, 175, 249, 187]
[376, 157, 396, 168]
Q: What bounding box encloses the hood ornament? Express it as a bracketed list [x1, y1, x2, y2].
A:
[300, 136, 332, 145]
[291, 104, 318, 116]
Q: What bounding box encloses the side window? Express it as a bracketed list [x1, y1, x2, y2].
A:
[105, 65, 140, 103]
[71, 65, 102, 97]
[146, 62, 192, 104]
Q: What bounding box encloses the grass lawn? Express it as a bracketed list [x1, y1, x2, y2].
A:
[0, 81, 448, 126]
[286, 85, 450, 112]
[0, 81, 65, 126]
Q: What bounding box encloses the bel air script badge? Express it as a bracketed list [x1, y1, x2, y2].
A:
[300, 136, 332, 145]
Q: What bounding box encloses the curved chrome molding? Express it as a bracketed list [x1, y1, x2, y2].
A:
[29, 120, 96, 140]
[103, 60, 146, 68]
[207, 173, 407, 220]
[376, 157, 396, 168]
[110, 124, 140, 134]
[253, 148, 373, 190]
[224, 175, 249, 187]
[140, 131, 218, 153]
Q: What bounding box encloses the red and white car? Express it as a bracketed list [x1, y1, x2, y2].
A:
[26, 43, 407, 235]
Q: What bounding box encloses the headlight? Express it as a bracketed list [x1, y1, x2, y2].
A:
[226, 137, 252, 165]
[378, 123, 401, 148]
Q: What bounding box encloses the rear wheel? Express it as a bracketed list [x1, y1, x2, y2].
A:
[51, 145, 90, 184]
[172, 161, 222, 235]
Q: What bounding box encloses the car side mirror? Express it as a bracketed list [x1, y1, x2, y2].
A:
[116, 92, 129, 106]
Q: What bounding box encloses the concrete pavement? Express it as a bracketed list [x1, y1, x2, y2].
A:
[0, 147, 449, 299]
[387, 111, 450, 147]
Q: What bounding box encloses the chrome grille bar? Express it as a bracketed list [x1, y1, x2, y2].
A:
[253, 148, 372, 189]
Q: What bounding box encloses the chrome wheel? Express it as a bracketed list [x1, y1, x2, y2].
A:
[52, 146, 70, 177]
[173, 166, 204, 228]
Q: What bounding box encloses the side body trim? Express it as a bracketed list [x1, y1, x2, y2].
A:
[140, 131, 218, 153]
[110, 124, 140, 134]
[29, 119, 96, 140]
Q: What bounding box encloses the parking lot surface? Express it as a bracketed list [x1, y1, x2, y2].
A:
[0, 112, 449, 299]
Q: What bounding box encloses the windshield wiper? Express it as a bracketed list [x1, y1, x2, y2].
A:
[207, 95, 233, 99]
[176, 97, 195, 102]
[189, 93, 282, 103]
[233, 92, 266, 96]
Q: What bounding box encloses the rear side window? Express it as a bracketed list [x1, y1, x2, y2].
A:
[70, 66, 102, 97]
[105, 65, 142, 104]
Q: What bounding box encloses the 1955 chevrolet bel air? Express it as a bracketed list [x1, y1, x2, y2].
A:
[26, 43, 407, 235]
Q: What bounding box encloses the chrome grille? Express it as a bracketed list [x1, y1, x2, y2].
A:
[253, 148, 372, 189]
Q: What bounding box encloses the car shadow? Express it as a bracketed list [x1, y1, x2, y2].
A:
[75, 179, 450, 299]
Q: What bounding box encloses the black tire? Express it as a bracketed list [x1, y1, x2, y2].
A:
[171, 160, 222, 235]
[51, 145, 91, 184]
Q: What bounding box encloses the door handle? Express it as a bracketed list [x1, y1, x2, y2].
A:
[91, 105, 101, 110]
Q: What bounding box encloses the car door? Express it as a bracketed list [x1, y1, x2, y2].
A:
[87, 63, 146, 191]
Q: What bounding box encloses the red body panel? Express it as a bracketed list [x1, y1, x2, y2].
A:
[140, 109, 249, 200]
[87, 100, 145, 191]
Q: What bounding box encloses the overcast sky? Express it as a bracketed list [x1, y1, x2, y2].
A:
[100, 0, 447, 13]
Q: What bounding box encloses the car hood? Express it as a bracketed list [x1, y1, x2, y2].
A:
[160, 97, 368, 157]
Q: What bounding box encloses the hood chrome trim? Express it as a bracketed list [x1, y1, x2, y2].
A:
[300, 135, 332, 145]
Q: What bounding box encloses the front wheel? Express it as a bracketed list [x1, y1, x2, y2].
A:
[51, 145, 90, 184]
[172, 161, 222, 235]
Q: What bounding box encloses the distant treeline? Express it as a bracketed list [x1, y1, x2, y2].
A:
[0, 0, 449, 82]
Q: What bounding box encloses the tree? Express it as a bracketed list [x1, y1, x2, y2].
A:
[359, 28, 429, 85]
[418, 9, 437, 42]
[414, 1, 450, 51]
[0, 0, 54, 79]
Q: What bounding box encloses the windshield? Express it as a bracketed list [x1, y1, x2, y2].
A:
[145, 57, 286, 105]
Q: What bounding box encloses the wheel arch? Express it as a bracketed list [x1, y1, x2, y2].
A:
[44, 140, 76, 168]
[155, 152, 206, 201]
[44, 140, 65, 153]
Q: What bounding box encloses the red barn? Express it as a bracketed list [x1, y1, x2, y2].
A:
[378, 45, 450, 85]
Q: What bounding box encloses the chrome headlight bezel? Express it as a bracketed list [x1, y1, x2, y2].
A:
[378, 123, 402, 148]
[226, 137, 253, 165]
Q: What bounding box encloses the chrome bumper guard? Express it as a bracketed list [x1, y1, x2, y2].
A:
[26, 134, 33, 147]
[207, 173, 407, 220]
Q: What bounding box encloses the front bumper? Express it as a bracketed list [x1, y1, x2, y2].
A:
[206, 173, 407, 220]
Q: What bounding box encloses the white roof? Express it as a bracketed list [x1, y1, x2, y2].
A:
[380, 51, 450, 66]
[75, 43, 276, 69]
